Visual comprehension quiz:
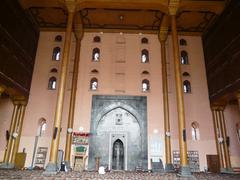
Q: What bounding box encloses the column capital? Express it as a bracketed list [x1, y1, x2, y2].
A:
[169, 0, 180, 16]
[11, 96, 28, 106]
[65, 0, 76, 13]
[74, 23, 84, 40]
[211, 105, 218, 111]
[0, 85, 6, 94]
[211, 103, 226, 111]
[159, 26, 169, 43]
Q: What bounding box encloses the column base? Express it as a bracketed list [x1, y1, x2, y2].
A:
[63, 161, 71, 172]
[43, 162, 58, 175]
[165, 163, 175, 172]
[221, 168, 234, 174]
[177, 165, 192, 177]
[0, 162, 15, 169]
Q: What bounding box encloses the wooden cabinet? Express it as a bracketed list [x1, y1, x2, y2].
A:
[15, 153, 26, 169]
[173, 150, 200, 172]
[207, 155, 220, 173]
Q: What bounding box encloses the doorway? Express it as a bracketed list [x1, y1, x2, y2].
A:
[112, 139, 124, 170]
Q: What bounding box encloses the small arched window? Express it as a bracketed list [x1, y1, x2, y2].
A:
[236, 123, 240, 142]
[183, 80, 191, 93]
[91, 69, 99, 74]
[93, 36, 101, 43]
[50, 68, 58, 73]
[141, 49, 149, 63]
[181, 51, 188, 64]
[92, 48, 100, 61]
[55, 35, 62, 42]
[191, 121, 200, 141]
[52, 47, 61, 61]
[182, 72, 190, 76]
[180, 39, 187, 46]
[48, 77, 57, 90]
[90, 78, 98, 90]
[142, 71, 150, 75]
[37, 118, 47, 136]
[142, 79, 150, 92]
[141, 37, 148, 44]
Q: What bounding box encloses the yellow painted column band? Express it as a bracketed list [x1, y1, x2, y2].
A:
[4, 102, 20, 163]
[48, 10, 75, 164]
[211, 107, 224, 168]
[10, 103, 27, 164]
[160, 40, 172, 164]
[64, 37, 82, 162]
[219, 109, 231, 169]
[170, 15, 188, 166]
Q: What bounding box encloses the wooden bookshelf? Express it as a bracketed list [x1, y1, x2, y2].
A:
[173, 150, 200, 172]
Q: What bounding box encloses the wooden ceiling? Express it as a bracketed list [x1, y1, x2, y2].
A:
[19, 0, 227, 35]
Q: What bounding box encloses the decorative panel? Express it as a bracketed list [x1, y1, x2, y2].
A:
[88, 95, 148, 171]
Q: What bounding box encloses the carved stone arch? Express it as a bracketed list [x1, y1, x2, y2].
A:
[94, 103, 142, 131]
[88, 95, 148, 171]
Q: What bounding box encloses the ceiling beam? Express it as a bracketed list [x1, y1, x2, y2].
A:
[19, 0, 225, 15]
[19, 0, 169, 13]
[78, 0, 169, 13]
[180, 0, 225, 14]
[19, 0, 65, 8]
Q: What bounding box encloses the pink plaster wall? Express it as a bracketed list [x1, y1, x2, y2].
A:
[1, 32, 236, 170]
[167, 35, 216, 170]
[0, 98, 13, 160]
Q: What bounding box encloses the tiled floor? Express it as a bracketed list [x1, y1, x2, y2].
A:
[0, 170, 240, 180]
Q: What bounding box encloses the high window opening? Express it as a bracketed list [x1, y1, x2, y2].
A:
[92, 48, 100, 61]
[141, 49, 149, 63]
[181, 50, 188, 64]
[183, 80, 191, 93]
[52, 47, 61, 61]
[142, 79, 150, 92]
[48, 77, 57, 90]
[90, 78, 98, 90]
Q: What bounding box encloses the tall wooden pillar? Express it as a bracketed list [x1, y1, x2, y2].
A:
[10, 100, 27, 165]
[45, 0, 76, 173]
[169, 0, 191, 176]
[211, 106, 224, 169]
[64, 23, 83, 170]
[159, 25, 174, 172]
[218, 106, 232, 171]
[212, 105, 232, 173]
[0, 98, 21, 168]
